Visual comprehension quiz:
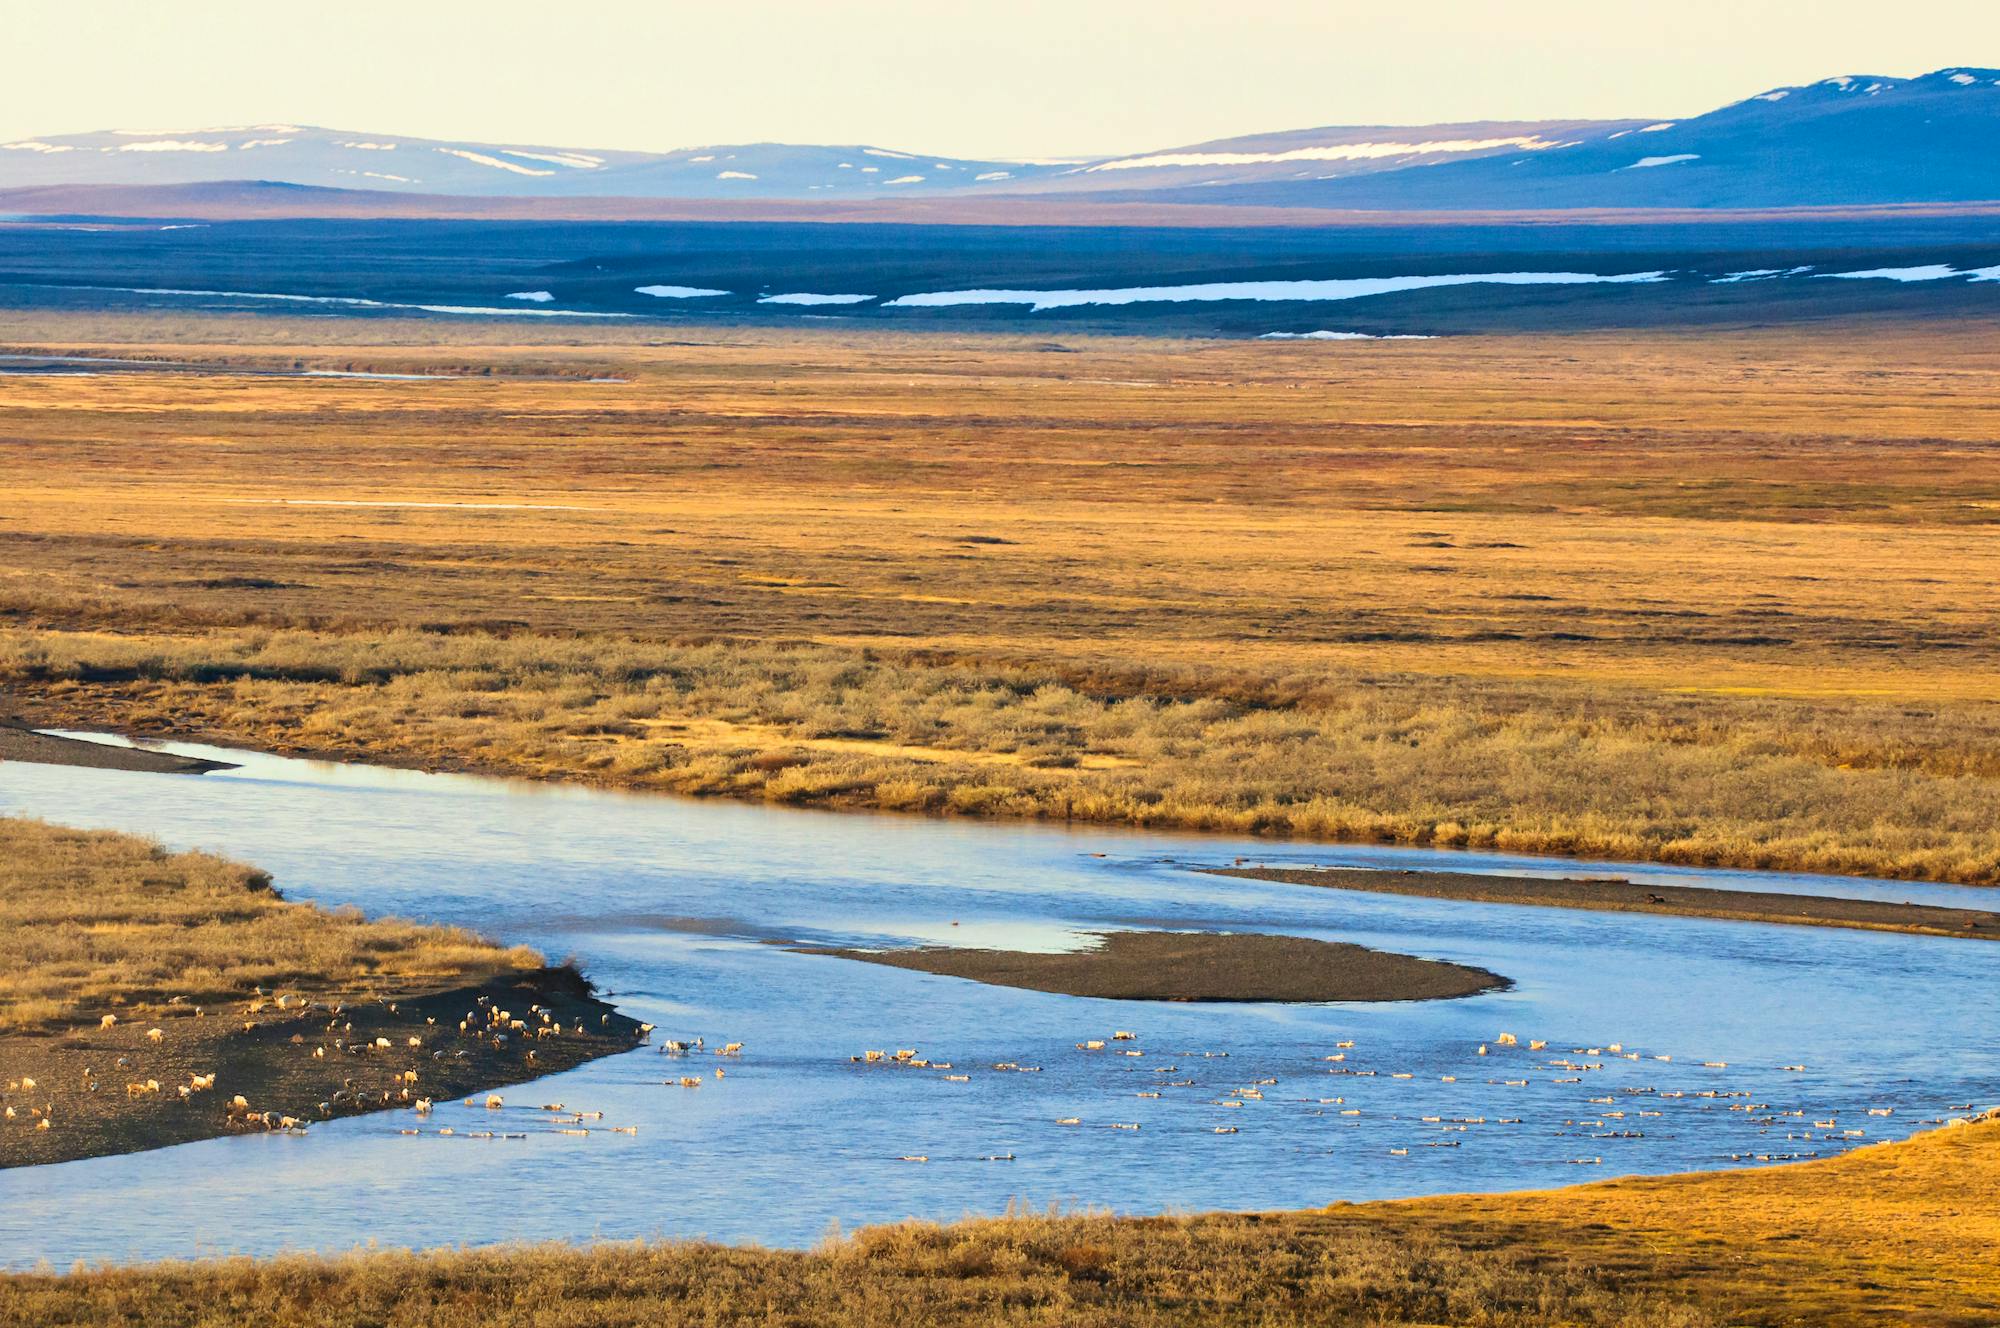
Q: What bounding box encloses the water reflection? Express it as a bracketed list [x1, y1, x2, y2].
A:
[1, 736, 1994, 1268]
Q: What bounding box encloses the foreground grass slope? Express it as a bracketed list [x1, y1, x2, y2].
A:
[10, 1114, 1996, 1326]
[4, 313, 1999, 881]
[0, 817, 637, 1165]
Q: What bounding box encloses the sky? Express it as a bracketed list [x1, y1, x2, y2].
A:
[12, 2, 2000, 157]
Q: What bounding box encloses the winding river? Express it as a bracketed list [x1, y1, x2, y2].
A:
[3, 736, 1996, 1269]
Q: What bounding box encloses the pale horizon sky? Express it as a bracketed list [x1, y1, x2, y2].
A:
[12, 2, 2000, 158]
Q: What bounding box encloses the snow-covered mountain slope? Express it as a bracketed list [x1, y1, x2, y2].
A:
[6, 69, 1997, 209]
[1118, 69, 2000, 209]
[1003, 119, 1640, 194]
[0, 125, 1073, 198]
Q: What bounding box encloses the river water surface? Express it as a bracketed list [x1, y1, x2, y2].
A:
[2, 737, 1995, 1268]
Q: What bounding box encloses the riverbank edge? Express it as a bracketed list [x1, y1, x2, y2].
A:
[0, 718, 234, 775]
[4, 1111, 1996, 1327]
[1207, 865, 2000, 939]
[0, 963, 648, 1170]
[8, 691, 1990, 893]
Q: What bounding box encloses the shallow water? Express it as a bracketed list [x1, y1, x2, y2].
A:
[2, 737, 1996, 1268]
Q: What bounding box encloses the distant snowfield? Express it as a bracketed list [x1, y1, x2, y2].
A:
[758, 293, 874, 305]
[506, 291, 556, 302]
[503, 149, 602, 170]
[301, 370, 455, 381]
[1622, 154, 1700, 170]
[1084, 135, 1566, 171]
[116, 140, 231, 153]
[886, 271, 1671, 312]
[96, 286, 635, 318]
[1820, 264, 2000, 282]
[435, 147, 553, 177]
[635, 285, 730, 299]
[1259, 331, 1439, 340]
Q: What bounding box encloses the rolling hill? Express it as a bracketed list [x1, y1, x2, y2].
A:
[3, 68, 1995, 212]
[1131, 68, 2000, 209]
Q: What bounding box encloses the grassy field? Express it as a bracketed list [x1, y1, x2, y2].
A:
[0, 816, 535, 1032]
[4, 310, 1999, 881]
[7, 1111, 1995, 1326]
[0, 817, 636, 1166]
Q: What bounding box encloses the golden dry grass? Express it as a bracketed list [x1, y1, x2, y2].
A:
[0, 816, 538, 1032]
[3, 310, 1999, 880]
[7, 1115, 1995, 1326]
[0, 817, 633, 1167]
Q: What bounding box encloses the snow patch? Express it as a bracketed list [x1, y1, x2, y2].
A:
[884, 175, 926, 184]
[1949, 72, 1977, 85]
[974, 170, 1012, 181]
[102, 286, 633, 317]
[506, 291, 556, 302]
[436, 147, 554, 176]
[117, 140, 231, 153]
[716, 170, 758, 180]
[862, 147, 916, 159]
[1622, 154, 1699, 170]
[886, 271, 1671, 312]
[503, 149, 603, 169]
[1819, 264, 2000, 283]
[340, 141, 398, 150]
[758, 293, 874, 306]
[634, 285, 730, 299]
[1086, 135, 1564, 171]
[1712, 265, 1814, 284]
[1, 141, 75, 153]
[689, 154, 716, 163]
[1637, 122, 1676, 133]
[1259, 331, 1438, 341]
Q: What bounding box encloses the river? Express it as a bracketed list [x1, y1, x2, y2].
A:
[2, 736, 1995, 1268]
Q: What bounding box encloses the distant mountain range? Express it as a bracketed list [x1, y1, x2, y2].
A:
[1145, 69, 2000, 209]
[4, 68, 1996, 211]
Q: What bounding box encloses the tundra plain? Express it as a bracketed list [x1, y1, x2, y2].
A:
[3, 314, 2000, 880]
[6, 308, 2000, 1325]
[4, 310, 1998, 883]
